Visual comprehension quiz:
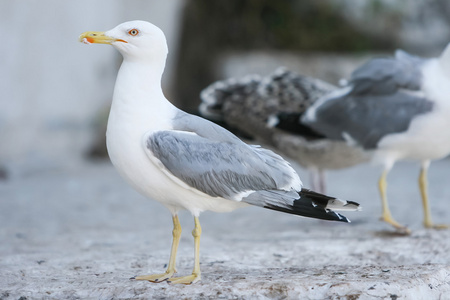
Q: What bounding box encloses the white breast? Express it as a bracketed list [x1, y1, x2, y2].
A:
[105, 102, 248, 216]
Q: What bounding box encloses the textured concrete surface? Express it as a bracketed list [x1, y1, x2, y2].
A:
[1, 159, 450, 299]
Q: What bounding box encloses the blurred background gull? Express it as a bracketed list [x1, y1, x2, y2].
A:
[2, 0, 450, 180]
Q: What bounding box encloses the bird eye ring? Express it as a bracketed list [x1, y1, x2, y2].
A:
[128, 29, 139, 36]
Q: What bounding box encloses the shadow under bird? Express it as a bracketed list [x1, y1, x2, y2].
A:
[79, 20, 360, 285]
[200, 68, 370, 194]
[302, 47, 450, 234]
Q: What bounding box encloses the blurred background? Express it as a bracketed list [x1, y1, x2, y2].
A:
[1, 0, 450, 178]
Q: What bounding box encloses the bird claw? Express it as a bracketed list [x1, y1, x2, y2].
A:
[380, 215, 411, 235]
[167, 273, 201, 285]
[424, 223, 448, 230]
[133, 272, 174, 283]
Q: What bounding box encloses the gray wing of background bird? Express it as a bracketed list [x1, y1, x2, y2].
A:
[200, 68, 335, 141]
[201, 68, 338, 141]
[302, 52, 434, 150]
[350, 53, 422, 95]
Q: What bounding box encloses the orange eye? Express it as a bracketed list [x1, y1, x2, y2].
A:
[128, 29, 139, 36]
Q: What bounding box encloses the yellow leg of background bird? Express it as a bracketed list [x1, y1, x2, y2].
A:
[378, 169, 411, 234]
[134, 215, 182, 282]
[419, 164, 448, 229]
[168, 217, 202, 285]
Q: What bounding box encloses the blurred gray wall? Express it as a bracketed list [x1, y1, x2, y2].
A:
[0, 0, 184, 173]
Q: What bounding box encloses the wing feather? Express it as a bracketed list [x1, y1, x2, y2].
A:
[302, 53, 433, 149]
[144, 130, 301, 201]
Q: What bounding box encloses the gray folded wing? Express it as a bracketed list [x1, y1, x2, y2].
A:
[145, 114, 301, 207]
[302, 52, 434, 150]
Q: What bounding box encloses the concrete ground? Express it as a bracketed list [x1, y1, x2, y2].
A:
[1, 158, 450, 299]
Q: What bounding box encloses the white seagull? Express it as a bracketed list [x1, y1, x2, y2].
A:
[79, 20, 360, 285]
[303, 47, 450, 234]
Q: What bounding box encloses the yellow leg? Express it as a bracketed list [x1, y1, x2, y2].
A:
[168, 217, 202, 285]
[419, 164, 448, 229]
[378, 169, 411, 234]
[134, 215, 181, 282]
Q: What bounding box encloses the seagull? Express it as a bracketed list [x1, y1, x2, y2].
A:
[302, 47, 450, 233]
[79, 20, 360, 285]
[200, 68, 369, 194]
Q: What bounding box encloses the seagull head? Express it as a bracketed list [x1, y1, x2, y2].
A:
[79, 20, 168, 63]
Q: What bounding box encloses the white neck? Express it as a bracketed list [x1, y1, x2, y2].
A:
[108, 57, 176, 131]
[114, 58, 165, 105]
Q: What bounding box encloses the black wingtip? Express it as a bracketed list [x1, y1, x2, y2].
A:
[264, 189, 359, 223]
[264, 202, 351, 223]
[346, 200, 361, 209]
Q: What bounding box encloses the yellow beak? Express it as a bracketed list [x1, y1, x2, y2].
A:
[79, 31, 127, 44]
